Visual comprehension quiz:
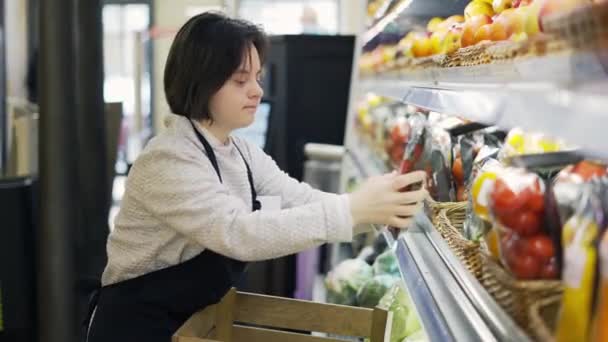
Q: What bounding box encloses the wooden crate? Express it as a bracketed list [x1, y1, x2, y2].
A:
[173, 288, 393, 342]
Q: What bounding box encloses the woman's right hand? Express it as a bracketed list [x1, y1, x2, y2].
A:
[349, 171, 428, 229]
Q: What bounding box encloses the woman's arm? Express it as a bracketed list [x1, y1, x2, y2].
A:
[129, 147, 353, 262]
[244, 140, 336, 208]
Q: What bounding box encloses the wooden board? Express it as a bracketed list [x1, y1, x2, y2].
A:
[234, 292, 373, 337]
[232, 325, 347, 342]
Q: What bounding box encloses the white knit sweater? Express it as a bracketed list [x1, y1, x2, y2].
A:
[101, 114, 354, 286]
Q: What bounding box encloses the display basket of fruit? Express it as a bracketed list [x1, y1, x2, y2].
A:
[435, 204, 484, 279]
[457, 42, 494, 66]
[528, 294, 561, 342]
[478, 252, 562, 332]
[542, 1, 608, 49]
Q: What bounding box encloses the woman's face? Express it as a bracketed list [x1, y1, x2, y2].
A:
[208, 45, 264, 132]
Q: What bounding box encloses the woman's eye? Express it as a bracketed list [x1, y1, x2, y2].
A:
[234, 79, 247, 85]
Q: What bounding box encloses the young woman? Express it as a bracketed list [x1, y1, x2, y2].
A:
[85, 12, 427, 342]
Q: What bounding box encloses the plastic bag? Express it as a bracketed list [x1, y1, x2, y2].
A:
[325, 259, 373, 306]
[488, 168, 560, 280]
[372, 249, 400, 276]
[556, 179, 607, 342]
[377, 284, 424, 342]
[356, 274, 399, 308]
[553, 161, 607, 225]
[465, 148, 501, 242]
[499, 128, 567, 160]
[398, 112, 453, 201]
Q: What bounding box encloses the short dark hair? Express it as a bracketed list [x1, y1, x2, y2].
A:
[164, 12, 268, 120]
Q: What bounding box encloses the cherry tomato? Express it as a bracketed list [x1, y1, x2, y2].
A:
[573, 161, 607, 181]
[527, 235, 555, 260]
[511, 254, 541, 280]
[539, 257, 559, 279]
[491, 178, 525, 215]
[456, 186, 466, 201]
[524, 179, 544, 213]
[498, 210, 541, 236]
[452, 157, 464, 184]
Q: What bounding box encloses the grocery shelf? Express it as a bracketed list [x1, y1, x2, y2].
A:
[344, 136, 391, 178]
[358, 51, 608, 158]
[394, 213, 532, 342]
[363, 0, 469, 46]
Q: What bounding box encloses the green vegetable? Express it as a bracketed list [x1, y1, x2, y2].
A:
[404, 306, 422, 337]
[378, 284, 426, 342]
[356, 274, 399, 308]
[401, 330, 427, 342]
[325, 259, 373, 306]
[372, 250, 400, 276]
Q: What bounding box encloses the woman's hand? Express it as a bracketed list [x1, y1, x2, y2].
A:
[349, 171, 428, 229]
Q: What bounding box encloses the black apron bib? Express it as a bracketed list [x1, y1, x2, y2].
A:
[84, 121, 261, 342]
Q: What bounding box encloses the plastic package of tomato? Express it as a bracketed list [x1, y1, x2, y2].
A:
[488, 168, 560, 280]
[397, 112, 453, 201]
[556, 179, 608, 342]
[466, 147, 501, 242]
[553, 160, 608, 225]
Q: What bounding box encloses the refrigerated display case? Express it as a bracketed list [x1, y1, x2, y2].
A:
[338, 0, 608, 341]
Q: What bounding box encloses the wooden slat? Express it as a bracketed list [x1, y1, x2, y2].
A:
[173, 305, 217, 341]
[370, 308, 391, 342]
[232, 325, 348, 342]
[215, 288, 237, 341]
[234, 292, 373, 337]
[173, 337, 221, 342]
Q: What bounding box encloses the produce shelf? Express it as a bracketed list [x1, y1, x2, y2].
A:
[358, 51, 608, 158]
[394, 213, 532, 342]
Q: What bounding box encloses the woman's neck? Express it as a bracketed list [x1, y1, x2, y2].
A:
[198, 120, 231, 145]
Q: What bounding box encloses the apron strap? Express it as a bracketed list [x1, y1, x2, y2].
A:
[233, 144, 262, 212]
[189, 120, 222, 183]
[189, 120, 261, 212]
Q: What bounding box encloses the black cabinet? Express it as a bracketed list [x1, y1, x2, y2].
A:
[264, 34, 354, 181]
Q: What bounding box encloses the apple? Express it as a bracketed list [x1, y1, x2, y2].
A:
[493, 8, 526, 37]
[525, 1, 542, 34]
[474, 23, 494, 43]
[493, 0, 513, 12]
[461, 15, 493, 47]
[430, 29, 449, 54]
[441, 26, 464, 54]
[465, 0, 496, 19]
[539, 0, 590, 30]
[427, 17, 445, 32]
[411, 37, 433, 57]
[490, 21, 509, 40]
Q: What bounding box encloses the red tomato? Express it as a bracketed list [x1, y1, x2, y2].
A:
[539, 258, 559, 279]
[498, 211, 541, 236]
[524, 179, 544, 213]
[491, 178, 525, 215]
[511, 254, 541, 280]
[390, 144, 404, 165]
[527, 235, 555, 260]
[453, 158, 464, 184]
[572, 161, 607, 181]
[456, 186, 466, 201]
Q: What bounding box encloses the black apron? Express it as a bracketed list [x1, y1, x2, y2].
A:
[84, 121, 261, 342]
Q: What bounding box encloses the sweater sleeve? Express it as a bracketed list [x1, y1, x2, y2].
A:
[241, 139, 339, 208]
[128, 147, 353, 262]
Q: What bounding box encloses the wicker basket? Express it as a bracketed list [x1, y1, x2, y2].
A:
[479, 253, 562, 333]
[452, 43, 492, 67]
[529, 295, 561, 342]
[427, 200, 466, 224]
[434, 205, 484, 279]
[542, 2, 608, 49]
